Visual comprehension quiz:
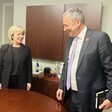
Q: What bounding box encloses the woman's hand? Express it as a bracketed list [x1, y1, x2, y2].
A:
[26, 83, 31, 91]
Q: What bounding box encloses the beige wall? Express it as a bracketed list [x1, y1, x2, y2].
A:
[0, 0, 13, 46]
[0, 3, 3, 45]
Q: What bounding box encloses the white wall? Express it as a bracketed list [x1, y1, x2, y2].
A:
[0, 3, 3, 45]
[0, 0, 13, 46]
[2, 3, 13, 44]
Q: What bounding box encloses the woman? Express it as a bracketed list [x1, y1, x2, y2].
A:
[0, 25, 32, 91]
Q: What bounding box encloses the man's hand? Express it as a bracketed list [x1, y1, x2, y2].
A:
[99, 99, 112, 110]
[0, 83, 2, 89]
[56, 89, 63, 101]
[26, 83, 31, 91]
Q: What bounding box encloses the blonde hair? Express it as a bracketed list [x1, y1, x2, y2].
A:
[8, 25, 25, 43]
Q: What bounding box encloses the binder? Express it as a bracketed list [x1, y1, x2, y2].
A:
[95, 89, 109, 109]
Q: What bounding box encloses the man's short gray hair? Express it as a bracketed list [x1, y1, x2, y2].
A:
[63, 8, 85, 23]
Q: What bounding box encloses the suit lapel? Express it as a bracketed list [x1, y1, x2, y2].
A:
[65, 37, 74, 63]
[77, 30, 91, 71]
[17, 44, 24, 66]
[7, 44, 13, 64]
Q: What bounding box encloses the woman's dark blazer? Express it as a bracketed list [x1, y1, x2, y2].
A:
[0, 43, 32, 89]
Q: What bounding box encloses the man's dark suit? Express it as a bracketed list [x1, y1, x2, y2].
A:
[0, 43, 32, 89]
[58, 29, 112, 112]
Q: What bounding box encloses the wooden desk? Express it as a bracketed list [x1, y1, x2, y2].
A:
[0, 89, 67, 112]
[31, 74, 60, 101]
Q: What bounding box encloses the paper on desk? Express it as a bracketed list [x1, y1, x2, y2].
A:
[33, 70, 43, 75]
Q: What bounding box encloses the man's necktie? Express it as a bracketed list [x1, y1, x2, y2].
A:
[66, 37, 78, 90]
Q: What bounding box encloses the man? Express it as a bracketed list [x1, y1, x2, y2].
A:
[56, 8, 112, 112]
